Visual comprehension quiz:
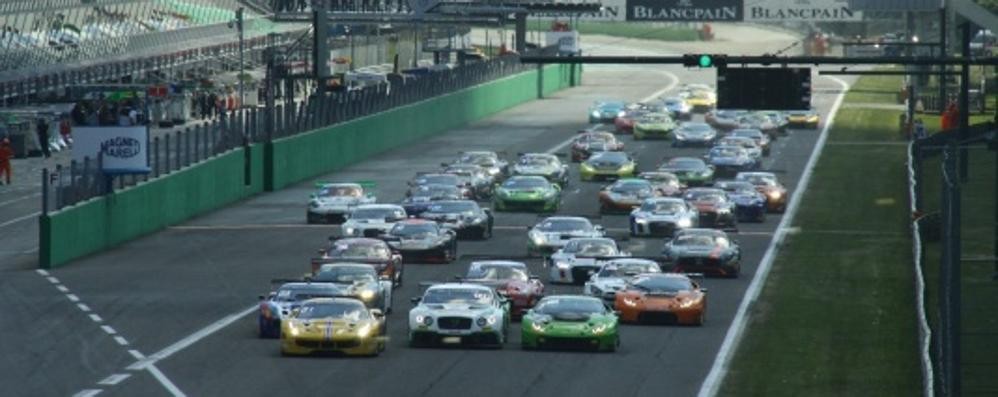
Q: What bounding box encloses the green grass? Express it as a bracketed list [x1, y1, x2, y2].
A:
[842, 67, 906, 104]
[527, 21, 700, 42]
[721, 74, 923, 395]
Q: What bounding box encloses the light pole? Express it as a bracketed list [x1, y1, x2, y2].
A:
[230, 7, 245, 110]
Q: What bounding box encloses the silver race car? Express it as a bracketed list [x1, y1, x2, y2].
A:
[583, 258, 662, 304]
[408, 283, 510, 348]
[629, 197, 699, 237]
[307, 182, 377, 224]
[527, 216, 605, 256]
[342, 204, 408, 238]
[546, 238, 630, 284]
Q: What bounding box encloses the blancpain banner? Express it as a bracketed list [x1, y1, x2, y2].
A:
[72, 126, 150, 174]
[627, 0, 744, 22]
[534, 0, 626, 21]
[745, 0, 863, 21]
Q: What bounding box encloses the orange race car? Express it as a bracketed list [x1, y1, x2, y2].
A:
[614, 273, 707, 326]
[597, 178, 658, 214]
[735, 171, 788, 213]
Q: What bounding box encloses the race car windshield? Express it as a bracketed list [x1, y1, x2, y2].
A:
[533, 297, 605, 316]
[640, 115, 668, 123]
[630, 276, 693, 293]
[295, 301, 368, 320]
[740, 174, 778, 186]
[689, 91, 712, 100]
[273, 288, 340, 302]
[327, 243, 391, 260]
[641, 200, 685, 213]
[579, 133, 613, 143]
[682, 123, 712, 133]
[468, 266, 529, 281]
[350, 208, 406, 221]
[718, 182, 757, 193]
[422, 288, 492, 305]
[319, 186, 362, 197]
[313, 266, 378, 283]
[536, 219, 592, 232]
[459, 154, 496, 166]
[411, 185, 459, 198]
[598, 263, 658, 278]
[641, 173, 679, 185]
[415, 175, 459, 186]
[391, 223, 438, 238]
[710, 147, 744, 157]
[502, 178, 549, 189]
[731, 130, 764, 139]
[611, 182, 651, 195]
[674, 235, 718, 247]
[590, 152, 628, 163]
[690, 193, 727, 203]
[565, 240, 617, 256]
[519, 156, 555, 166]
[722, 138, 757, 149]
[668, 159, 705, 170]
[426, 201, 478, 213]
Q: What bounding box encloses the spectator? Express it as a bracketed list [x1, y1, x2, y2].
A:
[36, 118, 51, 158]
[59, 117, 72, 147]
[914, 119, 926, 139]
[0, 138, 12, 185]
[118, 108, 132, 126]
[128, 106, 139, 125]
[941, 100, 958, 131]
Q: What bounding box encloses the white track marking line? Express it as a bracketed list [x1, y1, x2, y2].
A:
[46, 276, 59, 284]
[128, 350, 145, 360]
[0, 211, 40, 229]
[77, 303, 91, 312]
[72, 390, 102, 397]
[697, 76, 850, 397]
[89, 314, 103, 323]
[114, 336, 129, 346]
[101, 326, 117, 335]
[98, 374, 131, 386]
[127, 305, 257, 371]
[67, 294, 80, 302]
[35, 269, 49, 276]
[56, 285, 69, 293]
[147, 364, 187, 397]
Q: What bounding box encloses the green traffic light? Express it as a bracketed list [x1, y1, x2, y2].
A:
[698, 54, 712, 68]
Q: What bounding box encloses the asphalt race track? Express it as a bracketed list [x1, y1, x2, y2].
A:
[0, 36, 856, 397]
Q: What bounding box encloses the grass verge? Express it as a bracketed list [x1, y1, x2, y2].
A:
[720, 75, 923, 395]
[527, 20, 700, 42]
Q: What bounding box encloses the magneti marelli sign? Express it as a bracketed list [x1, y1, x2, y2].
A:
[626, 0, 744, 22]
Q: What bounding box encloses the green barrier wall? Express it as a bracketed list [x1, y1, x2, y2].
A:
[267, 64, 579, 190]
[41, 63, 581, 268]
[40, 145, 265, 268]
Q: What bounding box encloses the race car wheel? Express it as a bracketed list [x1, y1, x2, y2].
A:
[671, 140, 680, 148]
[395, 268, 403, 288]
[478, 225, 492, 240]
[606, 336, 619, 353]
[695, 311, 706, 326]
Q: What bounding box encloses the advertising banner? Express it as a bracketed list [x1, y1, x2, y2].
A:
[744, 0, 863, 22]
[625, 0, 744, 22]
[545, 31, 581, 54]
[534, 0, 626, 21]
[72, 126, 150, 175]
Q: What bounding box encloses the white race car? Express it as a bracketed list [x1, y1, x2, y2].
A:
[546, 238, 630, 284]
[527, 216, 605, 256]
[342, 204, 407, 238]
[583, 258, 662, 304]
[306, 182, 376, 224]
[408, 283, 510, 348]
[629, 197, 699, 237]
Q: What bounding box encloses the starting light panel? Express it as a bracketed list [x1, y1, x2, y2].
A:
[717, 67, 812, 111]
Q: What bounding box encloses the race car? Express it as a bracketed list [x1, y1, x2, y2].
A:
[737, 112, 781, 137]
[757, 110, 790, 133]
[680, 88, 716, 113]
[547, 237, 629, 284]
[583, 258, 662, 304]
[683, 188, 737, 229]
[580, 151, 637, 182]
[317, 237, 403, 287]
[446, 151, 509, 179]
[527, 216, 606, 256]
[408, 283, 510, 348]
[736, 171, 788, 213]
[588, 99, 628, 123]
[671, 122, 718, 147]
[492, 175, 562, 212]
[310, 263, 395, 312]
[597, 178, 658, 214]
[462, 261, 545, 319]
[638, 171, 685, 197]
[661, 228, 741, 277]
[629, 197, 699, 237]
[786, 109, 820, 129]
[521, 295, 619, 352]
[307, 182, 377, 224]
[258, 282, 347, 338]
[658, 157, 715, 187]
[703, 145, 759, 177]
[400, 184, 464, 217]
[705, 109, 748, 132]
[341, 204, 408, 238]
[728, 128, 772, 156]
[280, 297, 387, 356]
[614, 273, 707, 325]
[614, 107, 649, 133]
[571, 131, 624, 162]
[408, 173, 473, 199]
[418, 199, 494, 239]
[633, 112, 677, 140]
[512, 153, 570, 186]
[442, 164, 494, 199]
[382, 219, 458, 263]
[716, 136, 763, 161]
[714, 180, 767, 222]
[658, 96, 692, 121]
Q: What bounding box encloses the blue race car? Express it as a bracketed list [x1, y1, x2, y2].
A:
[704, 145, 758, 177]
[589, 100, 628, 123]
[713, 180, 767, 222]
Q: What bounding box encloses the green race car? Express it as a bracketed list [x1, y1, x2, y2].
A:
[521, 295, 619, 352]
[492, 176, 562, 212]
[580, 151, 637, 182]
[633, 112, 677, 140]
[658, 157, 715, 187]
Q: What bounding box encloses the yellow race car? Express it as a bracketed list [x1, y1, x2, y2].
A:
[681, 88, 716, 113]
[785, 109, 820, 129]
[280, 297, 387, 356]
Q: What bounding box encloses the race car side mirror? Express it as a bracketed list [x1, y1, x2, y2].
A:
[700, 288, 709, 293]
[453, 275, 464, 281]
[378, 275, 391, 281]
[410, 296, 422, 304]
[440, 162, 448, 167]
[613, 310, 622, 316]
[258, 295, 266, 301]
[291, 308, 301, 317]
[370, 309, 384, 318]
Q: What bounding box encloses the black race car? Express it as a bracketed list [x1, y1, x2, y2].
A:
[418, 199, 494, 239]
[381, 219, 458, 263]
[661, 228, 742, 277]
[401, 184, 464, 217]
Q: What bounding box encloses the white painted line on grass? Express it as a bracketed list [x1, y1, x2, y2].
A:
[101, 325, 117, 335]
[114, 336, 129, 346]
[89, 314, 103, 323]
[906, 141, 934, 396]
[0, 211, 40, 229]
[98, 374, 131, 386]
[72, 390, 102, 397]
[127, 305, 257, 371]
[697, 76, 851, 397]
[147, 364, 187, 397]
[67, 294, 80, 302]
[77, 303, 91, 312]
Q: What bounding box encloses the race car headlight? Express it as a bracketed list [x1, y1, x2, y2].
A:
[288, 323, 300, 336]
[476, 317, 488, 327]
[675, 133, 687, 140]
[416, 315, 433, 326]
[529, 231, 546, 245]
[767, 191, 783, 200]
[717, 208, 731, 214]
[677, 218, 693, 228]
[699, 169, 712, 177]
[487, 315, 498, 325]
[580, 163, 595, 172]
[357, 324, 372, 338]
[555, 261, 570, 269]
[617, 110, 626, 118]
[622, 297, 638, 307]
[359, 290, 375, 301]
[531, 322, 546, 333]
[591, 324, 608, 334]
[591, 110, 600, 117]
[309, 200, 320, 208]
[620, 163, 635, 172]
[589, 285, 603, 296]
[634, 217, 648, 224]
[343, 226, 356, 236]
[678, 298, 697, 309]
